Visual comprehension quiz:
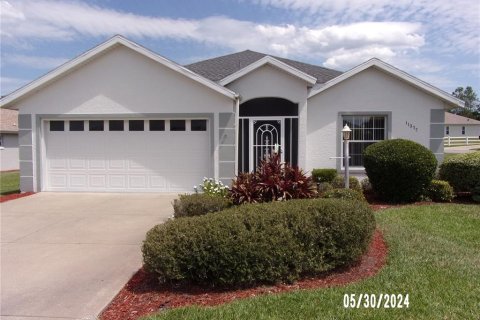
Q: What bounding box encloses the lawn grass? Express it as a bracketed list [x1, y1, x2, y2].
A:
[144, 204, 480, 320]
[0, 171, 20, 195]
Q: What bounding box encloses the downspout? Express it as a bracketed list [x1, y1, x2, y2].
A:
[234, 94, 240, 175]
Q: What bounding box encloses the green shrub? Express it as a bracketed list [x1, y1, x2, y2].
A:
[439, 152, 480, 193]
[143, 199, 375, 287]
[472, 183, 480, 203]
[426, 180, 454, 202]
[322, 188, 366, 201]
[317, 182, 333, 195]
[363, 139, 437, 203]
[173, 193, 232, 218]
[311, 168, 337, 183]
[331, 175, 362, 193]
[361, 178, 373, 193]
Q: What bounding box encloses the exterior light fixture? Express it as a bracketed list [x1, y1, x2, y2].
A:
[342, 124, 352, 141]
[342, 125, 352, 189]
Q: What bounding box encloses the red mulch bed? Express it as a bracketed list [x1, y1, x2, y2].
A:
[0, 192, 35, 203]
[100, 229, 387, 320]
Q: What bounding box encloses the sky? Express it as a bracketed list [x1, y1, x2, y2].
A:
[1, 0, 479, 96]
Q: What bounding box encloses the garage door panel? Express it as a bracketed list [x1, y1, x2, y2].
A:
[49, 174, 67, 188]
[49, 158, 68, 170]
[108, 159, 126, 170]
[44, 119, 211, 192]
[89, 175, 106, 188]
[70, 158, 87, 169]
[88, 159, 106, 170]
[70, 175, 87, 187]
[108, 175, 127, 188]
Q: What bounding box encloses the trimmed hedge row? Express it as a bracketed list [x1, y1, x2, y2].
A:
[331, 175, 362, 193]
[173, 193, 232, 218]
[143, 198, 375, 287]
[439, 152, 480, 193]
[323, 188, 366, 201]
[311, 169, 338, 183]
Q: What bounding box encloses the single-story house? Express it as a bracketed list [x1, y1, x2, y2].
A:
[0, 36, 464, 193]
[444, 112, 480, 137]
[0, 108, 19, 171]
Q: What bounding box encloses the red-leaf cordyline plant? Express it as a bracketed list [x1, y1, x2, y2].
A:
[230, 153, 316, 205]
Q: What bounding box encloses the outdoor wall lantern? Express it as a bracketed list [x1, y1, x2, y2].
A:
[342, 125, 352, 189]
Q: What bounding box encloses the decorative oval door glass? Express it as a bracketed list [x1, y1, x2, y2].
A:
[252, 120, 282, 170]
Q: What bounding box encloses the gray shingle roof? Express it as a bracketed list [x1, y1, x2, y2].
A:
[185, 50, 342, 84]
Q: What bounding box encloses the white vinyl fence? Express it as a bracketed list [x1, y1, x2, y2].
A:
[444, 136, 480, 147]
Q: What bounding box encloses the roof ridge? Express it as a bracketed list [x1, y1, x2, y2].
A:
[185, 50, 264, 67]
[243, 49, 341, 74]
[184, 49, 343, 84]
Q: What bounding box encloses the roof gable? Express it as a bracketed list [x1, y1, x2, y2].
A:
[0, 36, 236, 108]
[185, 50, 342, 84]
[218, 56, 317, 86]
[308, 58, 464, 108]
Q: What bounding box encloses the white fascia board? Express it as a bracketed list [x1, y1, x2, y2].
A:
[308, 58, 465, 108]
[219, 56, 317, 86]
[0, 35, 236, 109]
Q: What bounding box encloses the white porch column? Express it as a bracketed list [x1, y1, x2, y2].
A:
[298, 95, 308, 169]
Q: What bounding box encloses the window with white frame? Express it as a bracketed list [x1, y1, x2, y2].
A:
[342, 115, 387, 167]
[462, 126, 465, 135]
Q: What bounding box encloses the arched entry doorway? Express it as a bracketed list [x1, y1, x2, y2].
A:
[238, 97, 298, 172]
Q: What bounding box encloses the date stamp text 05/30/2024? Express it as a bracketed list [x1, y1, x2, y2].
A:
[343, 294, 409, 309]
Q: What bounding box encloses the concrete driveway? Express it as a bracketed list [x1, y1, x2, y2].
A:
[1, 192, 176, 320]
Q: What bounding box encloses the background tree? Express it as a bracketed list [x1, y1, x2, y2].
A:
[450, 86, 480, 120]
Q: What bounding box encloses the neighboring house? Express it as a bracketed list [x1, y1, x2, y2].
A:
[444, 112, 480, 137]
[0, 36, 464, 193]
[0, 109, 19, 171]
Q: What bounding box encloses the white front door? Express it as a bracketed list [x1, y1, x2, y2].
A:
[43, 119, 211, 192]
[250, 119, 283, 171]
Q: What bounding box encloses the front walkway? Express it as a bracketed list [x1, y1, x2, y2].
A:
[1, 192, 176, 320]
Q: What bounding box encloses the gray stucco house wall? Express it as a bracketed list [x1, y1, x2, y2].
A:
[0, 36, 464, 193]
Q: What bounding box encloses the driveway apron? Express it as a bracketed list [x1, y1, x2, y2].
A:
[1, 192, 176, 320]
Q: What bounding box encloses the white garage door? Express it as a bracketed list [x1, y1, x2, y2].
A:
[44, 119, 211, 192]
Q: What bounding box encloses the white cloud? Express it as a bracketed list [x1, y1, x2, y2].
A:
[323, 46, 396, 69]
[2, 54, 68, 69]
[0, 0, 425, 69]
[251, 0, 480, 54]
[0, 0, 477, 93]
